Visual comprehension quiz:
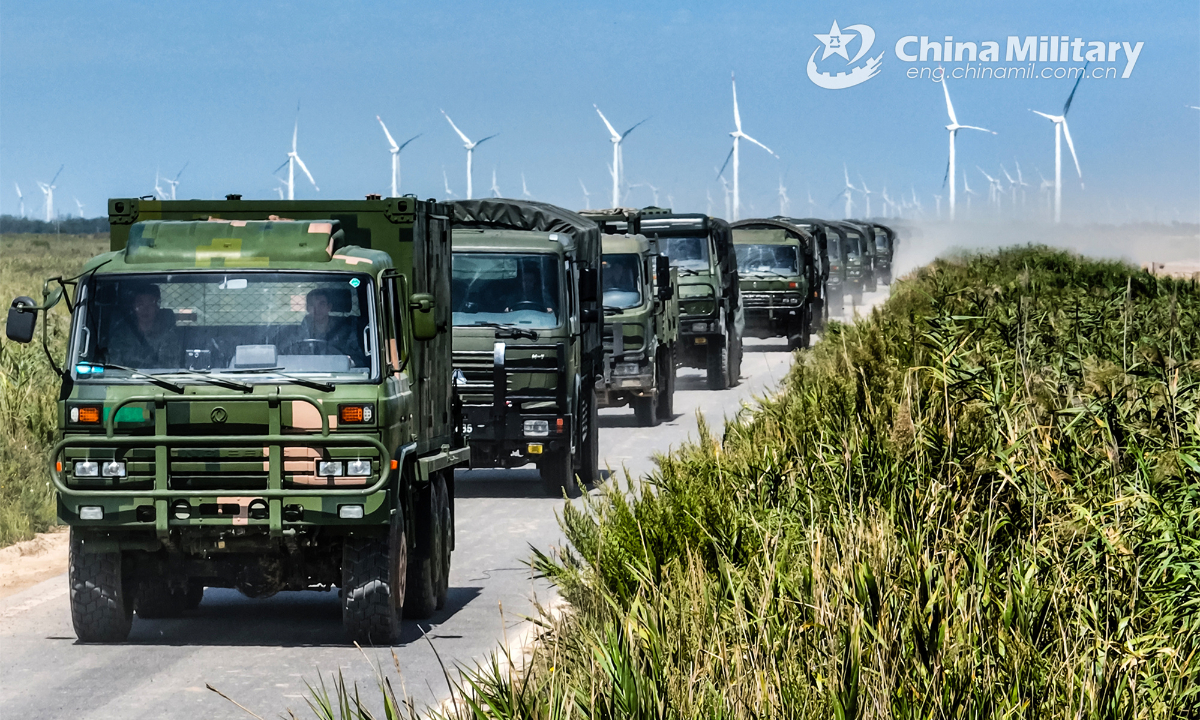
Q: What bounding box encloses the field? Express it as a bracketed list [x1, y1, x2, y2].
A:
[0, 234, 108, 547]
[422, 245, 1200, 719]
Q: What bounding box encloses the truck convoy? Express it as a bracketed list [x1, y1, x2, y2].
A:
[583, 209, 679, 427]
[730, 219, 819, 350]
[5, 196, 469, 644]
[448, 199, 602, 498]
[783, 218, 845, 319]
[640, 209, 743, 390]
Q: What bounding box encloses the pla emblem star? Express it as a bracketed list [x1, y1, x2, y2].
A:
[814, 21, 856, 61]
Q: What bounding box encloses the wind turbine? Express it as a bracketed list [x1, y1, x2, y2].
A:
[881, 187, 894, 218]
[1000, 165, 1017, 209]
[718, 173, 732, 220]
[858, 175, 873, 217]
[777, 175, 789, 216]
[376, 116, 420, 198]
[841, 165, 857, 219]
[806, 188, 818, 214]
[941, 78, 996, 221]
[579, 179, 592, 209]
[274, 107, 319, 200]
[1014, 162, 1030, 210]
[933, 194, 943, 219]
[37, 165, 63, 223]
[73, 197, 85, 218]
[1030, 68, 1086, 224]
[490, 169, 501, 198]
[442, 167, 458, 199]
[977, 167, 1000, 211]
[717, 73, 777, 221]
[962, 172, 979, 214]
[706, 189, 715, 216]
[441, 110, 496, 200]
[593, 105, 648, 209]
[154, 170, 168, 200]
[521, 173, 533, 200]
[163, 163, 188, 200]
[14, 183, 24, 218]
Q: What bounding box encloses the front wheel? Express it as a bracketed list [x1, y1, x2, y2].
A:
[342, 509, 407, 644]
[706, 340, 730, 391]
[633, 395, 658, 426]
[69, 530, 133, 643]
[405, 473, 450, 618]
[539, 449, 579, 498]
[656, 345, 676, 420]
[577, 383, 600, 488]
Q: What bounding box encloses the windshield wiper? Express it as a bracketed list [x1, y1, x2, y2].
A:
[154, 370, 253, 393]
[218, 367, 335, 392]
[603, 305, 629, 316]
[743, 269, 792, 279]
[674, 267, 702, 276]
[469, 322, 539, 340]
[75, 362, 185, 394]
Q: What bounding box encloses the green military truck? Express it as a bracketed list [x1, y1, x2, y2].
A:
[829, 221, 869, 305]
[4, 196, 469, 644]
[448, 199, 602, 498]
[842, 221, 877, 294]
[730, 219, 819, 350]
[868, 222, 896, 285]
[582, 209, 679, 426]
[786, 218, 845, 319]
[640, 209, 743, 390]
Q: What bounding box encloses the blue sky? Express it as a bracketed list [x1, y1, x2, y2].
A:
[1, 0, 1197, 223]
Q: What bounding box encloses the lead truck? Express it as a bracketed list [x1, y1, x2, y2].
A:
[5, 196, 468, 644]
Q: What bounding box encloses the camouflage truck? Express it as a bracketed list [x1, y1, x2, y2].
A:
[582, 209, 679, 426]
[730, 219, 819, 350]
[830, 220, 869, 305]
[842, 221, 878, 294]
[448, 199, 602, 498]
[4, 196, 468, 645]
[640, 209, 743, 390]
[868, 222, 896, 285]
[784, 218, 845, 319]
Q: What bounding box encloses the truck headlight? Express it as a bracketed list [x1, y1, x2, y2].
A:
[523, 419, 549, 437]
[318, 461, 344, 477]
[346, 460, 371, 476]
[785, 296, 801, 305]
[338, 505, 364, 519]
[78, 506, 104, 520]
[101, 461, 126, 478]
[692, 322, 709, 333]
[613, 362, 641, 377]
[73, 461, 99, 477]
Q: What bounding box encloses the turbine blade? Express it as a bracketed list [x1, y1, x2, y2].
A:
[292, 118, 298, 152]
[942, 159, 950, 189]
[376, 115, 399, 150]
[475, 133, 499, 148]
[716, 145, 734, 178]
[440, 110, 472, 145]
[731, 72, 742, 131]
[174, 162, 189, 181]
[1061, 119, 1082, 179]
[397, 133, 422, 152]
[274, 158, 290, 174]
[1030, 109, 1056, 121]
[1062, 62, 1088, 116]
[740, 133, 776, 157]
[620, 117, 649, 139]
[941, 78, 958, 125]
[293, 155, 319, 190]
[959, 125, 996, 134]
[593, 105, 620, 139]
[49, 164, 64, 185]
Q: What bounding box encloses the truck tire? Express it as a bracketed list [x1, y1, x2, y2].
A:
[434, 475, 452, 610]
[69, 529, 133, 643]
[706, 341, 730, 391]
[405, 474, 449, 618]
[633, 395, 658, 426]
[540, 450, 579, 498]
[342, 509, 407, 644]
[577, 384, 600, 488]
[729, 330, 742, 388]
[134, 580, 191, 619]
[656, 346, 676, 420]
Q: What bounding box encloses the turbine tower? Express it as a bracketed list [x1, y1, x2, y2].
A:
[1031, 69, 1086, 224]
[37, 165, 63, 223]
[941, 79, 995, 221]
[15, 183, 24, 218]
[841, 165, 857, 219]
[594, 105, 647, 208]
[521, 173, 532, 200]
[777, 175, 789, 216]
[442, 167, 457, 199]
[376, 116, 420, 198]
[717, 73, 777, 221]
[490, 169, 501, 198]
[275, 107, 319, 200]
[441, 110, 496, 200]
[858, 175, 873, 217]
[579, 179, 591, 209]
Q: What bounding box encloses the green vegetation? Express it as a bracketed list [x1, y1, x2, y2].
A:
[0, 234, 107, 547]
[438, 246, 1199, 718]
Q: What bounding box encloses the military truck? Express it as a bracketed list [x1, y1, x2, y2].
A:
[581, 209, 678, 426]
[869, 222, 896, 285]
[842, 221, 877, 294]
[785, 218, 845, 319]
[640, 209, 743, 390]
[448, 199, 602, 498]
[4, 196, 469, 645]
[730, 219, 818, 350]
[830, 221, 869, 305]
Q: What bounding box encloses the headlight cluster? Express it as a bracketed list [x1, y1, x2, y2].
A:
[783, 295, 802, 306]
[691, 322, 711, 333]
[613, 362, 642, 377]
[523, 419, 550, 437]
[318, 460, 373, 477]
[73, 460, 126, 478]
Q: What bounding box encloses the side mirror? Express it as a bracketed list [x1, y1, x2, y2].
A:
[409, 293, 438, 341]
[6, 297, 37, 344]
[655, 255, 673, 300]
[581, 308, 600, 324]
[579, 267, 598, 303]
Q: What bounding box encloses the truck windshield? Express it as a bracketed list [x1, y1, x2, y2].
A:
[660, 237, 710, 271]
[452, 253, 561, 329]
[736, 245, 799, 275]
[72, 272, 376, 379]
[843, 231, 862, 258]
[874, 229, 889, 253]
[602, 254, 643, 309]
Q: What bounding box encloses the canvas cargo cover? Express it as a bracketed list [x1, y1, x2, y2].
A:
[450, 199, 600, 268]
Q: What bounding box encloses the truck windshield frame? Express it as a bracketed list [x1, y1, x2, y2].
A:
[736, 244, 801, 276]
[660, 236, 712, 272]
[69, 270, 380, 383]
[602, 253, 644, 310]
[452, 252, 564, 330]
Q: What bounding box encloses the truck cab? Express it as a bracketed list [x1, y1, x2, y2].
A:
[584, 209, 679, 426]
[5, 197, 468, 645]
[448, 200, 601, 498]
[784, 217, 845, 319]
[869, 222, 896, 285]
[640, 210, 743, 390]
[731, 219, 818, 350]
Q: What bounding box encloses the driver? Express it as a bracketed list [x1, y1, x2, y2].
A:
[288, 288, 365, 366]
[104, 284, 182, 368]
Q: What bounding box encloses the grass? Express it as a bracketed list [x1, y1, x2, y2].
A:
[0, 233, 108, 547]
[425, 245, 1200, 718]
